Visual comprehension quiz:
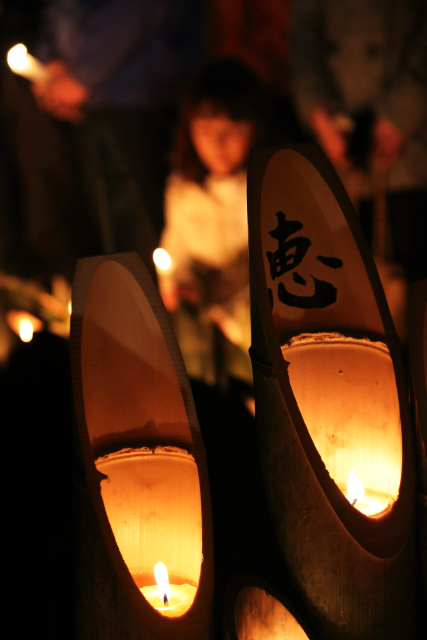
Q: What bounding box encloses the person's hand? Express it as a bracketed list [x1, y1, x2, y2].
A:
[308, 106, 352, 170]
[371, 116, 406, 170]
[159, 282, 200, 313]
[31, 60, 88, 123]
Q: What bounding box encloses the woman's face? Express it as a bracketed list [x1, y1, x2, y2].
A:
[189, 103, 255, 177]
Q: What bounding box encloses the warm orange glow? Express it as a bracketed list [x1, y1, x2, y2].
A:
[235, 587, 309, 640]
[140, 563, 197, 617]
[68, 300, 72, 315]
[153, 248, 172, 271]
[96, 447, 201, 617]
[282, 334, 402, 518]
[343, 470, 391, 517]
[6, 310, 43, 342]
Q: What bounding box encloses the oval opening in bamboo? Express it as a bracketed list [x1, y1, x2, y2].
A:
[234, 587, 310, 640]
[96, 447, 202, 617]
[80, 260, 203, 617]
[282, 333, 402, 517]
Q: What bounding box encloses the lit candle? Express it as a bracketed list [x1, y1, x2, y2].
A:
[153, 248, 172, 272]
[7, 43, 49, 82]
[341, 470, 392, 518]
[140, 562, 197, 618]
[6, 310, 43, 343]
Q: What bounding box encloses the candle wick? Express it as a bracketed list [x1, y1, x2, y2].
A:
[163, 593, 169, 606]
[352, 498, 357, 506]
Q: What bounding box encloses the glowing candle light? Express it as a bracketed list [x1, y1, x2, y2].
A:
[282, 335, 402, 521]
[343, 470, 392, 518]
[7, 43, 49, 82]
[347, 470, 364, 506]
[19, 319, 34, 343]
[96, 448, 202, 619]
[154, 562, 171, 603]
[6, 310, 43, 342]
[7, 44, 28, 70]
[153, 248, 172, 271]
[140, 562, 197, 618]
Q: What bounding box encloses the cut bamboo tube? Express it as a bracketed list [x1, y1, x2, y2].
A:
[247, 145, 416, 639]
[70, 252, 213, 640]
[409, 280, 427, 635]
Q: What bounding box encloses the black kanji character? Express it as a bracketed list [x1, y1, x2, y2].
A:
[316, 255, 343, 269]
[266, 211, 344, 310]
[278, 278, 338, 309]
[266, 211, 311, 280]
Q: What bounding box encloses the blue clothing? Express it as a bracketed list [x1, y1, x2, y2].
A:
[37, 0, 201, 108]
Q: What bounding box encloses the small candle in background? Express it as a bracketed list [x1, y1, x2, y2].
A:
[153, 248, 172, 272]
[7, 43, 49, 82]
[6, 310, 43, 343]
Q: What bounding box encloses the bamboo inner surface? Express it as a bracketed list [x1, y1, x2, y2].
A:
[234, 587, 309, 640]
[259, 148, 385, 339]
[96, 447, 203, 596]
[282, 333, 402, 506]
[81, 260, 192, 452]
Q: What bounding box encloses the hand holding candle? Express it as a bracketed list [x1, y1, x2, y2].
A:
[7, 44, 88, 123]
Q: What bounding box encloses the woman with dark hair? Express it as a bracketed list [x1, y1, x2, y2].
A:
[156, 58, 272, 390]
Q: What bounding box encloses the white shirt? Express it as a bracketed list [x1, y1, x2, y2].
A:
[159, 171, 248, 292]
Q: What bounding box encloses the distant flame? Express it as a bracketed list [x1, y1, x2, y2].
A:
[153, 248, 172, 271]
[154, 562, 171, 599]
[6, 310, 43, 342]
[68, 300, 72, 315]
[347, 470, 365, 506]
[7, 44, 29, 71]
[19, 320, 34, 343]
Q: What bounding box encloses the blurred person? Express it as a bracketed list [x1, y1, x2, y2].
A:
[32, 0, 202, 276]
[206, 0, 307, 145]
[206, 0, 290, 90]
[290, 0, 427, 282]
[157, 59, 275, 392]
[0, 0, 92, 284]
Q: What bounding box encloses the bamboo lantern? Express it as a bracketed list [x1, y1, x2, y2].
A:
[70, 252, 213, 640]
[247, 145, 416, 639]
[409, 281, 427, 625]
[225, 576, 316, 640]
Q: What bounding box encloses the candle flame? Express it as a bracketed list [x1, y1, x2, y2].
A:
[6, 311, 43, 342]
[154, 562, 171, 599]
[153, 248, 172, 271]
[7, 44, 29, 71]
[19, 319, 34, 343]
[347, 470, 365, 506]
